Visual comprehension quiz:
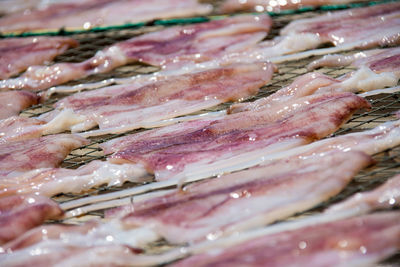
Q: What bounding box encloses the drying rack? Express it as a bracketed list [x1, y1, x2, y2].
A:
[1, 0, 392, 37]
[11, 3, 400, 264]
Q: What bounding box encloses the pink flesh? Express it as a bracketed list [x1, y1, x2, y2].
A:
[173, 212, 400, 267]
[0, 14, 271, 91]
[116, 15, 271, 67]
[0, 1, 96, 30]
[219, 0, 359, 13]
[0, 91, 39, 119]
[353, 47, 400, 75]
[3, 221, 99, 252]
[53, 245, 143, 267]
[0, 0, 212, 32]
[289, 119, 400, 158]
[308, 47, 400, 75]
[229, 72, 339, 113]
[281, 2, 400, 47]
[0, 194, 63, 244]
[327, 174, 400, 214]
[119, 150, 371, 243]
[104, 108, 399, 163]
[101, 92, 370, 180]
[0, 0, 43, 15]
[0, 220, 143, 266]
[282, 3, 400, 35]
[0, 36, 78, 80]
[0, 244, 140, 267]
[232, 47, 400, 111]
[54, 62, 275, 132]
[8, 98, 393, 199]
[307, 54, 363, 70]
[3, 119, 399, 262]
[0, 134, 88, 177]
[0, 160, 150, 198]
[0, 116, 45, 143]
[215, 2, 400, 68]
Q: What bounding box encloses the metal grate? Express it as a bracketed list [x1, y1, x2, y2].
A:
[18, 9, 400, 202]
[1, 0, 389, 37]
[14, 7, 400, 263]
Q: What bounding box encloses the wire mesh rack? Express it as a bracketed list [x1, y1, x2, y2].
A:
[19, 6, 400, 213]
[12, 4, 400, 264]
[0, 0, 389, 37]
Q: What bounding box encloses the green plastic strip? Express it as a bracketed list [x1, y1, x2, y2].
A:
[0, 22, 146, 37]
[154, 16, 210, 26]
[318, 0, 397, 10]
[0, 0, 397, 38]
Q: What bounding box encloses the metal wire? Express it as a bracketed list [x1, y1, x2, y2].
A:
[18, 9, 400, 195]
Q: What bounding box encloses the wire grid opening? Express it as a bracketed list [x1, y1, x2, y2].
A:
[15, 8, 400, 263]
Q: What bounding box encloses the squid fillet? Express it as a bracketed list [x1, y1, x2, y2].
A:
[62, 118, 400, 214]
[173, 212, 400, 267]
[0, 91, 39, 120]
[102, 92, 370, 181]
[0, 134, 88, 178]
[0, 15, 271, 91]
[326, 174, 400, 215]
[47, 62, 276, 135]
[219, 0, 369, 13]
[0, 36, 78, 80]
[0, 194, 63, 244]
[115, 150, 372, 244]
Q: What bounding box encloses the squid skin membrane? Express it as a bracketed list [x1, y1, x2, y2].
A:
[0, 92, 369, 203]
[266, 2, 400, 63]
[233, 46, 400, 116]
[0, 160, 150, 198]
[281, 2, 400, 48]
[228, 72, 340, 114]
[219, 0, 368, 13]
[0, 151, 373, 265]
[6, 62, 275, 138]
[0, 0, 48, 15]
[0, 0, 213, 33]
[0, 14, 272, 91]
[0, 134, 88, 178]
[62, 118, 400, 216]
[48, 62, 276, 136]
[0, 116, 50, 143]
[217, 2, 400, 68]
[0, 62, 276, 140]
[0, 194, 63, 245]
[58, 92, 368, 211]
[326, 174, 400, 215]
[172, 212, 400, 267]
[6, 122, 399, 265]
[0, 36, 78, 80]
[0, 91, 39, 120]
[0, 153, 389, 266]
[110, 150, 372, 244]
[101, 92, 370, 181]
[306, 46, 400, 93]
[0, 220, 157, 267]
[359, 85, 400, 98]
[36, 2, 400, 95]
